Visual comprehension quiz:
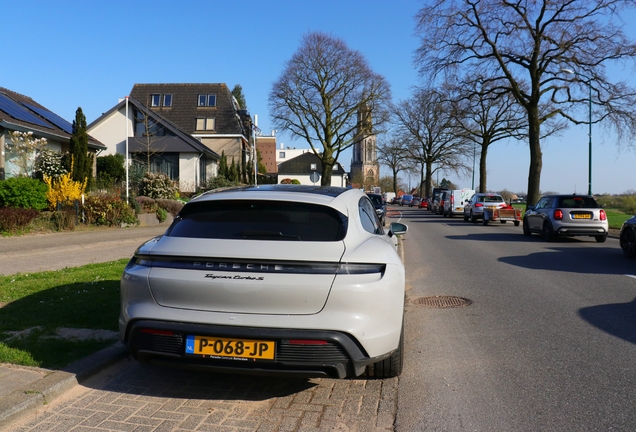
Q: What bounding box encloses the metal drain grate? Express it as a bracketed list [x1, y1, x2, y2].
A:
[411, 296, 472, 308]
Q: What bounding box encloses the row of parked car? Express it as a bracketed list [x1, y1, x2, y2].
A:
[390, 188, 636, 257]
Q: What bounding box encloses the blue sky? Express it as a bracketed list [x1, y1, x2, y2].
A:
[3, 0, 635, 194]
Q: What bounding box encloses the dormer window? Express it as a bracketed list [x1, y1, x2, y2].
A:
[150, 94, 161, 107]
[198, 94, 217, 107]
[196, 117, 215, 131]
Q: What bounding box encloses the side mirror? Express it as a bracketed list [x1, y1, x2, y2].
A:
[526, 205, 535, 211]
[388, 222, 408, 237]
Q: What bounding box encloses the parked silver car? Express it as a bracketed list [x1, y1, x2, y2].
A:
[463, 193, 506, 222]
[120, 185, 408, 379]
[523, 194, 608, 242]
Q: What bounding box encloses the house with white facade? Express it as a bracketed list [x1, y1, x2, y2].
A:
[277, 152, 348, 187]
[87, 96, 220, 192]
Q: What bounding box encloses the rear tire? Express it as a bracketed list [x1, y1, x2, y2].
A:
[523, 218, 531, 236]
[595, 235, 607, 243]
[366, 323, 404, 379]
[514, 221, 520, 227]
[542, 221, 556, 242]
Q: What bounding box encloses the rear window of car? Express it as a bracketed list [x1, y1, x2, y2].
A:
[480, 195, 504, 203]
[166, 200, 347, 241]
[557, 196, 598, 208]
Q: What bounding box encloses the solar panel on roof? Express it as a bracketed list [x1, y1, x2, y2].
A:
[0, 93, 52, 129]
[24, 103, 74, 134]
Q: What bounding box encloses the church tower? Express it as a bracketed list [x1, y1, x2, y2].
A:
[350, 105, 379, 188]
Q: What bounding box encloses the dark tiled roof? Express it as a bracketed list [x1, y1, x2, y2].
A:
[277, 152, 346, 175]
[0, 86, 105, 150]
[129, 83, 245, 136]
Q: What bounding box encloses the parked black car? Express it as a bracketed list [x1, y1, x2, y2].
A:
[619, 215, 636, 258]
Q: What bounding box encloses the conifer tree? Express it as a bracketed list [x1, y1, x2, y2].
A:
[67, 107, 93, 189]
[218, 151, 228, 179]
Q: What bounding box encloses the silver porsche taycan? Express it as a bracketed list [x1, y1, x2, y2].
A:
[120, 185, 407, 379]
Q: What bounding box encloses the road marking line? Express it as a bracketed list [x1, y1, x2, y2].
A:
[625, 274, 636, 279]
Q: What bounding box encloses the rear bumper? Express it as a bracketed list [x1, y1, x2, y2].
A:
[556, 227, 608, 237]
[123, 320, 387, 379]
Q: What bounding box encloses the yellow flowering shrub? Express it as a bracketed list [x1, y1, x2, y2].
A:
[43, 172, 87, 210]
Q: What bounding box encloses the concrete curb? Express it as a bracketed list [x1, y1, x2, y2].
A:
[0, 342, 129, 430]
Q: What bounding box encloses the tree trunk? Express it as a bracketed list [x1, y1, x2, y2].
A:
[320, 162, 334, 186]
[526, 106, 543, 205]
[425, 160, 433, 197]
[479, 143, 488, 193]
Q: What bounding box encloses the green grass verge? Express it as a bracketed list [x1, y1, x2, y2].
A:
[605, 210, 632, 230]
[0, 259, 128, 368]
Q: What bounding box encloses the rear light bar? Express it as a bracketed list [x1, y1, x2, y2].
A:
[475, 203, 483, 207]
[133, 256, 385, 275]
[600, 209, 607, 221]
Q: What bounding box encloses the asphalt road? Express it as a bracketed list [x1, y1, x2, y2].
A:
[396, 207, 636, 431]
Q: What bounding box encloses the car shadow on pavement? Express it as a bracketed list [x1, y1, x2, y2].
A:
[578, 297, 636, 345]
[498, 246, 633, 275]
[445, 232, 527, 242]
[95, 361, 320, 401]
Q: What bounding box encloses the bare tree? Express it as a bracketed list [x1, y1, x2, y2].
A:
[134, 101, 168, 174]
[415, 0, 636, 204]
[269, 32, 392, 186]
[392, 87, 471, 198]
[377, 136, 411, 194]
[448, 77, 528, 193]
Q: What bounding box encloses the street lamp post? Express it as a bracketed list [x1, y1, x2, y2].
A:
[471, 141, 476, 190]
[561, 68, 593, 195]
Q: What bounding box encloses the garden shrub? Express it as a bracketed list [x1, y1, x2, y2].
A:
[202, 176, 240, 192]
[83, 195, 138, 226]
[53, 209, 76, 231]
[43, 171, 86, 210]
[33, 148, 67, 180]
[0, 177, 48, 210]
[96, 154, 125, 184]
[0, 207, 39, 232]
[155, 199, 184, 215]
[156, 207, 168, 223]
[139, 172, 178, 199]
[135, 196, 157, 213]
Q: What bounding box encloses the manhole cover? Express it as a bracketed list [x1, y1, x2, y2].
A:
[411, 296, 472, 308]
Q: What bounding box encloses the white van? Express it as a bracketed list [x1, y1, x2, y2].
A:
[443, 188, 475, 217]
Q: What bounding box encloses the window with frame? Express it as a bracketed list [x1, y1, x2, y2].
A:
[198, 94, 217, 107]
[150, 94, 161, 107]
[279, 151, 286, 158]
[196, 118, 215, 131]
[163, 94, 172, 107]
[131, 153, 179, 180]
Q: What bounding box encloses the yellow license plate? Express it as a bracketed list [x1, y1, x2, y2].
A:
[185, 335, 275, 360]
[572, 214, 591, 219]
